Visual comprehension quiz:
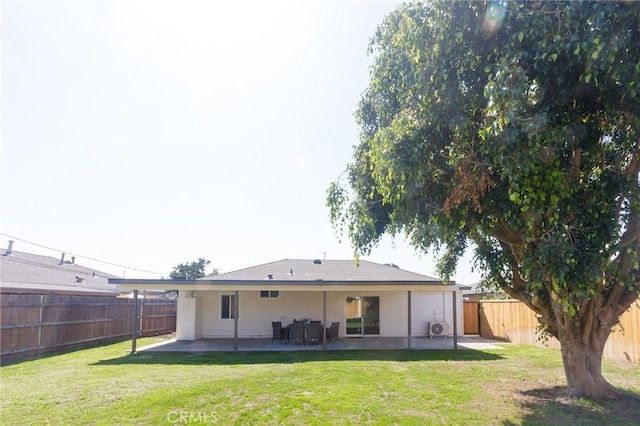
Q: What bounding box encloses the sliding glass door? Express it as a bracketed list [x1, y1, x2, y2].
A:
[345, 296, 380, 336]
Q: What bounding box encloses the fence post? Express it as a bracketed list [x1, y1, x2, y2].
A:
[139, 291, 144, 337]
[131, 290, 138, 354]
[104, 300, 108, 339]
[37, 294, 44, 355]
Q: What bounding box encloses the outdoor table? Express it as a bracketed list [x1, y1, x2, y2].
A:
[285, 322, 320, 345]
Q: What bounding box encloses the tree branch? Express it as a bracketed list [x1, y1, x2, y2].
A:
[572, 147, 582, 180]
[494, 220, 524, 248]
[604, 242, 640, 318]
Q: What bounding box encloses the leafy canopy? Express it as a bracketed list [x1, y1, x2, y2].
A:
[328, 0, 639, 332]
[169, 258, 218, 280]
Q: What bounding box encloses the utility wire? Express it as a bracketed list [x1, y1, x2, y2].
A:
[0, 232, 168, 276]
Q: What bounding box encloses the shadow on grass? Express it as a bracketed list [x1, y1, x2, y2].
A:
[0, 337, 133, 367]
[92, 348, 504, 366]
[504, 386, 640, 426]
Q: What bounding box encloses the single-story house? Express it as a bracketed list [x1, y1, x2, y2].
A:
[110, 259, 463, 346]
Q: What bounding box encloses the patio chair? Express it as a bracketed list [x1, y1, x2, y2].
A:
[306, 321, 322, 345]
[272, 321, 286, 343]
[326, 321, 340, 344]
[289, 321, 305, 345]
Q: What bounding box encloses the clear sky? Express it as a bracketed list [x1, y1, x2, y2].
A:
[2, 0, 481, 284]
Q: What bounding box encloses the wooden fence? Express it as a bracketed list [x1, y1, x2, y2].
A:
[469, 299, 640, 364]
[0, 293, 176, 365]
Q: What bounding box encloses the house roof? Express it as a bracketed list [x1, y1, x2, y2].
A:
[0, 250, 120, 294]
[110, 259, 457, 292]
[209, 259, 440, 282]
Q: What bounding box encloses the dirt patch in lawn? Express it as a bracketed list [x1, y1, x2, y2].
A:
[491, 379, 640, 425]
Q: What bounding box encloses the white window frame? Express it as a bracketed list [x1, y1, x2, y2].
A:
[221, 294, 238, 319]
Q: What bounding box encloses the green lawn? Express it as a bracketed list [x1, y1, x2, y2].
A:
[1, 338, 639, 425]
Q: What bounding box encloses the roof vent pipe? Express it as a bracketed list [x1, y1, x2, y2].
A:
[313, 259, 322, 265]
[59, 252, 65, 265]
[4, 240, 14, 256]
[71, 256, 75, 264]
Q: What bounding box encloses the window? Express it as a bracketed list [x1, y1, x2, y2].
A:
[221, 294, 238, 319]
[260, 290, 279, 298]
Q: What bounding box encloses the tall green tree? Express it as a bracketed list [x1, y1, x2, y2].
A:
[169, 258, 218, 280]
[328, 1, 639, 399]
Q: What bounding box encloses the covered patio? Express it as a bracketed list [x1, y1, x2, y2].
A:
[110, 259, 466, 353]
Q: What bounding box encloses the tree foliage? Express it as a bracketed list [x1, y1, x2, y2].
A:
[328, 1, 639, 399]
[169, 258, 218, 280]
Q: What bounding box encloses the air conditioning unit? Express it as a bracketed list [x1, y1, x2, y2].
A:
[428, 321, 449, 338]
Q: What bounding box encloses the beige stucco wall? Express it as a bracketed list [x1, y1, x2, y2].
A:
[412, 291, 464, 337]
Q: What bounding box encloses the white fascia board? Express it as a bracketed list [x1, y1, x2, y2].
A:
[112, 280, 460, 292]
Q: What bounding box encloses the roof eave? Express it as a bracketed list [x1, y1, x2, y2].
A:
[109, 278, 460, 292]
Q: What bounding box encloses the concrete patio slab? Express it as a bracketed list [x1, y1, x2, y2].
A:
[136, 336, 507, 353]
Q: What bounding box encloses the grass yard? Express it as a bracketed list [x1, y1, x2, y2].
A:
[1, 338, 639, 425]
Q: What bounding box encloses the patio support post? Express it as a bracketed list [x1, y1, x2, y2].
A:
[407, 290, 412, 349]
[322, 291, 327, 350]
[234, 290, 239, 351]
[131, 289, 138, 354]
[452, 290, 458, 350]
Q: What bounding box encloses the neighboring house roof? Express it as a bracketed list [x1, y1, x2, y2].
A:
[460, 280, 508, 300]
[209, 259, 440, 282]
[0, 250, 119, 295]
[459, 282, 478, 294]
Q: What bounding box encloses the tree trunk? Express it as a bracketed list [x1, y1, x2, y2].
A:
[558, 314, 622, 399]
